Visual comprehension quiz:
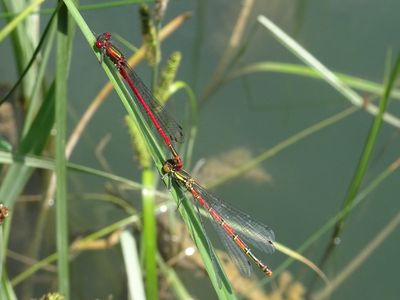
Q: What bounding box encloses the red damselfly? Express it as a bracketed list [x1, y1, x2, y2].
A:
[95, 32, 184, 170]
[162, 160, 275, 277]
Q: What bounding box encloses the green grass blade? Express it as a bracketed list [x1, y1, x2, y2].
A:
[341, 55, 400, 225]
[226, 62, 400, 101]
[0, 204, 11, 277]
[156, 252, 193, 299]
[0, 82, 55, 208]
[266, 156, 400, 291]
[76, 0, 152, 11]
[2, 0, 42, 106]
[0, 223, 5, 284]
[62, 0, 168, 166]
[0, 0, 45, 42]
[0, 138, 12, 152]
[12, 215, 140, 287]
[0, 1, 152, 19]
[0, 151, 170, 200]
[11, 253, 58, 287]
[319, 54, 400, 264]
[62, 1, 234, 296]
[1, 271, 17, 300]
[55, 3, 75, 297]
[121, 230, 146, 300]
[169, 184, 236, 299]
[62, 0, 166, 164]
[206, 106, 358, 189]
[21, 5, 59, 133]
[142, 168, 158, 299]
[257, 15, 400, 128]
[314, 211, 400, 300]
[0, 3, 59, 107]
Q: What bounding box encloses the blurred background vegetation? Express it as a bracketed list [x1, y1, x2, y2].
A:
[0, 0, 399, 299]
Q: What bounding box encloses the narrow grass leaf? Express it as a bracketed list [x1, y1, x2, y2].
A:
[0, 1, 152, 19]
[0, 0, 45, 42]
[156, 252, 193, 299]
[313, 211, 400, 300]
[12, 215, 140, 287]
[0, 227, 4, 281]
[274, 242, 329, 284]
[63, 1, 234, 296]
[327, 54, 400, 242]
[121, 230, 146, 300]
[168, 182, 236, 299]
[271, 156, 400, 286]
[0, 151, 170, 199]
[1, 272, 17, 300]
[1, 3, 60, 107]
[0, 82, 55, 208]
[55, 3, 74, 297]
[0, 139, 12, 152]
[257, 15, 400, 128]
[227, 62, 400, 101]
[2, 0, 41, 104]
[206, 106, 358, 189]
[22, 8, 59, 133]
[142, 169, 158, 299]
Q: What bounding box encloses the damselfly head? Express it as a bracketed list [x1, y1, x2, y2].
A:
[162, 161, 174, 174]
[95, 32, 112, 49]
[95, 40, 102, 49]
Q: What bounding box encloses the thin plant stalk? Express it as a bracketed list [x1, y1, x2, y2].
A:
[317, 54, 400, 274]
[55, 3, 74, 297]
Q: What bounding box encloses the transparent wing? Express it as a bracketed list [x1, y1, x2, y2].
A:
[193, 181, 275, 255]
[207, 208, 253, 277]
[125, 66, 184, 144]
[193, 197, 223, 287]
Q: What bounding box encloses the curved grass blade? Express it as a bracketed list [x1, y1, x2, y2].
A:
[226, 62, 400, 101]
[62, 0, 235, 296]
[0, 0, 45, 43]
[257, 15, 400, 128]
[169, 182, 236, 297]
[318, 54, 400, 270]
[0, 2, 61, 105]
[0, 82, 55, 208]
[121, 230, 146, 300]
[55, 2, 75, 297]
